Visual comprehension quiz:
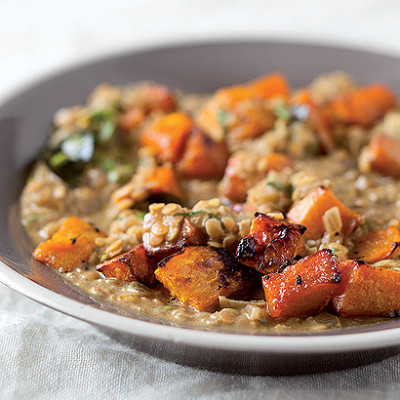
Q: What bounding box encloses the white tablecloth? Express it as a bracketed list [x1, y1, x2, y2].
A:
[2, 1, 400, 398]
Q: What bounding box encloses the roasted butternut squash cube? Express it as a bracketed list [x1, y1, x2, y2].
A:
[97, 244, 156, 287]
[350, 226, 400, 263]
[219, 153, 293, 203]
[332, 260, 400, 317]
[154, 246, 256, 311]
[145, 165, 185, 200]
[359, 135, 400, 179]
[140, 112, 193, 163]
[196, 85, 274, 142]
[33, 217, 106, 272]
[249, 73, 289, 99]
[331, 84, 396, 127]
[177, 130, 229, 180]
[236, 213, 306, 273]
[286, 186, 363, 239]
[262, 249, 341, 319]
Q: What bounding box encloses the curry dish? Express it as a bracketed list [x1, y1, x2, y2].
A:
[20, 72, 400, 332]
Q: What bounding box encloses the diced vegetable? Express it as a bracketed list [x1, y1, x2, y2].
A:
[145, 165, 185, 200]
[286, 186, 363, 239]
[97, 244, 156, 287]
[359, 135, 400, 179]
[331, 84, 396, 127]
[117, 107, 146, 132]
[236, 213, 306, 273]
[196, 81, 275, 142]
[262, 249, 341, 319]
[332, 260, 400, 317]
[219, 153, 293, 203]
[248, 73, 289, 99]
[33, 217, 106, 272]
[140, 112, 193, 163]
[349, 226, 400, 263]
[177, 130, 229, 179]
[134, 84, 176, 113]
[154, 246, 256, 311]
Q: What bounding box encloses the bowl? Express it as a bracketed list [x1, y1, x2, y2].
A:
[2, 40, 400, 375]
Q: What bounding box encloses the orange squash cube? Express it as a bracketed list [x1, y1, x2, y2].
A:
[145, 165, 185, 200]
[262, 249, 341, 319]
[361, 135, 400, 179]
[33, 217, 106, 272]
[286, 186, 363, 239]
[177, 130, 229, 180]
[331, 84, 396, 127]
[332, 260, 400, 317]
[350, 226, 400, 263]
[249, 73, 289, 99]
[140, 112, 193, 163]
[97, 244, 156, 287]
[219, 153, 293, 203]
[236, 213, 306, 273]
[154, 246, 256, 311]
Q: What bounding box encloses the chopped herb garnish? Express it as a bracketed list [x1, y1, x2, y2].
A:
[275, 105, 291, 121]
[95, 156, 115, 172]
[175, 210, 225, 229]
[24, 213, 41, 223]
[48, 151, 69, 168]
[216, 109, 229, 136]
[108, 164, 134, 184]
[97, 119, 116, 143]
[70, 235, 80, 245]
[266, 181, 292, 195]
[331, 249, 339, 254]
[162, 305, 178, 311]
[275, 104, 310, 122]
[135, 210, 146, 220]
[100, 253, 109, 262]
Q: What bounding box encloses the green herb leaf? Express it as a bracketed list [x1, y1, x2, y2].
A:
[162, 305, 178, 311]
[24, 213, 41, 223]
[275, 105, 291, 121]
[100, 253, 109, 262]
[135, 211, 146, 220]
[266, 181, 292, 195]
[48, 151, 69, 168]
[216, 109, 229, 136]
[97, 119, 116, 143]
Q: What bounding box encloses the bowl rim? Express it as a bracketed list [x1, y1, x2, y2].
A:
[2, 38, 400, 355]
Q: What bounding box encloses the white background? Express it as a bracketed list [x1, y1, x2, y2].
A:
[2, 1, 400, 399]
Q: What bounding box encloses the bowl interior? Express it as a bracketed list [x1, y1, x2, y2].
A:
[2, 40, 400, 340]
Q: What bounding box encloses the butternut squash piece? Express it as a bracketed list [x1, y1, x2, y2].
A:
[154, 246, 256, 311]
[196, 85, 274, 142]
[331, 84, 396, 127]
[33, 217, 106, 272]
[117, 107, 146, 133]
[332, 260, 400, 317]
[286, 186, 363, 239]
[177, 130, 229, 179]
[350, 226, 400, 263]
[360, 135, 400, 179]
[249, 73, 289, 99]
[219, 153, 293, 203]
[97, 244, 156, 287]
[236, 213, 306, 273]
[140, 112, 193, 163]
[262, 249, 341, 319]
[145, 165, 184, 200]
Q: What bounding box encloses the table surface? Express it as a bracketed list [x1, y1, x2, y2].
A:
[2, 1, 400, 399]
